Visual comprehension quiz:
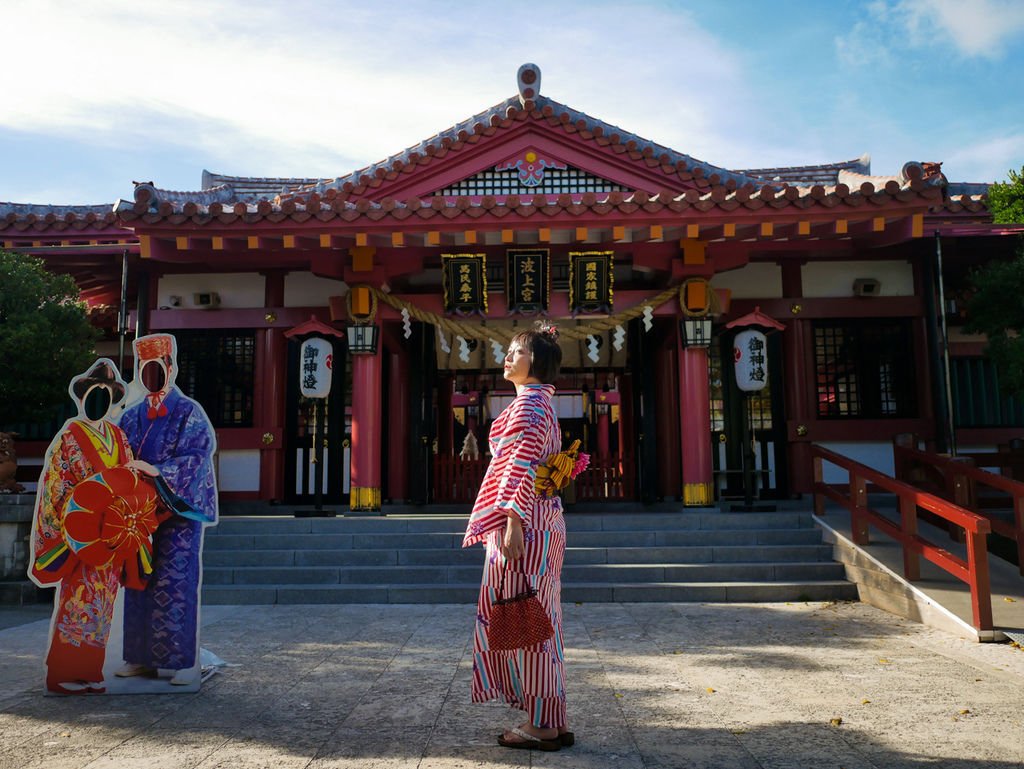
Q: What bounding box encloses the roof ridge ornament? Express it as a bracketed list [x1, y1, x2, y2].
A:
[517, 63, 541, 107]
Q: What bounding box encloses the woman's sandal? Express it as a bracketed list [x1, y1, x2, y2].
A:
[497, 726, 561, 751]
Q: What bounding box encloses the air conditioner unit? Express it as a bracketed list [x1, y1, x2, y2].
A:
[193, 291, 221, 309]
[852, 278, 881, 297]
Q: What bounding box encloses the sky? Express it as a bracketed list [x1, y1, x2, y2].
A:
[1, 0, 1023, 206]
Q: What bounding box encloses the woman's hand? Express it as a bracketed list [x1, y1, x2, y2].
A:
[127, 459, 159, 476]
[501, 516, 525, 561]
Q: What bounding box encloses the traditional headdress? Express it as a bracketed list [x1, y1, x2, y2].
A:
[135, 334, 173, 362]
[72, 360, 126, 402]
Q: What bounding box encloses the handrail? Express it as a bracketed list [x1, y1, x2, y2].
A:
[893, 441, 1024, 574]
[811, 444, 994, 632]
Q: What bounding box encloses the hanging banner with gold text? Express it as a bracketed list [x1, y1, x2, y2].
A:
[568, 251, 614, 314]
[442, 253, 488, 316]
[506, 249, 549, 314]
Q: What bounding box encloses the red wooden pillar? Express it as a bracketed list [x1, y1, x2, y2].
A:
[782, 262, 812, 495]
[258, 271, 286, 501]
[350, 348, 382, 511]
[386, 339, 409, 502]
[678, 342, 714, 506]
[655, 339, 681, 499]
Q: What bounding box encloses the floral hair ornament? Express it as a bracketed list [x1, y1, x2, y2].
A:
[534, 439, 590, 498]
[537, 322, 559, 342]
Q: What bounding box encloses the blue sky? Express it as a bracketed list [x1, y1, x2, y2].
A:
[2, 0, 1022, 205]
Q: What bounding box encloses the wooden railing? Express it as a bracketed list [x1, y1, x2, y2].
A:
[432, 456, 487, 504]
[574, 454, 634, 502]
[431, 453, 635, 505]
[811, 444, 994, 632]
[892, 439, 1024, 575]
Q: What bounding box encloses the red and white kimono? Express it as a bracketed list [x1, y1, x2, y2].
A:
[463, 383, 567, 729]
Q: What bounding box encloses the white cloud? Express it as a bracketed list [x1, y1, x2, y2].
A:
[0, 0, 754, 189]
[942, 133, 1024, 182]
[837, 0, 1024, 62]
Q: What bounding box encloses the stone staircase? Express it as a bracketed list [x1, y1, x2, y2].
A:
[201, 510, 858, 604]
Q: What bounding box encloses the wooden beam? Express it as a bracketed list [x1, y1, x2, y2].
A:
[464, 230, 477, 245]
[798, 221, 811, 237]
[175, 236, 190, 251]
[681, 239, 706, 265]
[835, 219, 848, 235]
[351, 245, 375, 272]
[873, 216, 886, 233]
[501, 229, 515, 245]
[140, 235, 152, 259]
[283, 235, 296, 249]
[723, 223, 736, 238]
[355, 232, 369, 247]
[320, 233, 332, 248]
[247, 235, 259, 249]
[212, 236, 225, 251]
[391, 232, 405, 248]
[648, 224, 663, 242]
[574, 227, 588, 242]
[912, 213, 924, 238]
[613, 225, 627, 242]
[760, 222, 774, 238]
[428, 231, 441, 247]
[538, 228, 551, 243]
[686, 224, 700, 240]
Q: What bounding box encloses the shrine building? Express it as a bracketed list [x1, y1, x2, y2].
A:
[3, 63, 1022, 512]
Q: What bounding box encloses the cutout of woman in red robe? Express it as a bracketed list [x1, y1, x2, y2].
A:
[28, 359, 157, 694]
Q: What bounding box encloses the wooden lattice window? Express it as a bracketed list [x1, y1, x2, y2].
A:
[436, 166, 626, 196]
[813, 320, 916, 418]
[174, 331, 256, 427]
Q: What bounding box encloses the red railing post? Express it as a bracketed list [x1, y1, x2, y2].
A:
[899, 490, 921, 580]
[1016, 495, 1024, 577]
[813, 454, 825, 516]
[965, 529, 994, 632]
[851, 472, 869, 545]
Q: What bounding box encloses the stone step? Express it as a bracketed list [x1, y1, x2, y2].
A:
[202, 560, 847, 586]
[203, 540, 832, 568]
[207, 511, 816, 537]
[203, 528, 827, 552]
[201, 580, 859, 605]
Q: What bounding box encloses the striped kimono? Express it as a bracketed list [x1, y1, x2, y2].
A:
[463, 383, 567, 729]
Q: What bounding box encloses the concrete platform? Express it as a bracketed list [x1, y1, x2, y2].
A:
[1, 601, 1023, 768]
[815, 496, 1024, 642]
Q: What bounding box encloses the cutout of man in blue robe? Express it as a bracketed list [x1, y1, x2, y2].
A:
[115, 333, 218, 687]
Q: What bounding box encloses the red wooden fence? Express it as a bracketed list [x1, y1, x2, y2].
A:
[812, 444, 994, 632]
[431, 453, 635, 505]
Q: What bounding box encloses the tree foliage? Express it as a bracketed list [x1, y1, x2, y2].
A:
[0, 250, 97, 427]
[964, 168, 1024, 397]
[986, 166, 1024, 225]
[965, 251, 1024, 397]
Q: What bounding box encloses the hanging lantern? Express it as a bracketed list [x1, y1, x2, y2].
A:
[733, 329, 768, 392]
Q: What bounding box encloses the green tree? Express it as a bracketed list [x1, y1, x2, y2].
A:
[964, 168, 1024, 397]
[986, 166, 1024, 224]
[0, 250, 97, 427]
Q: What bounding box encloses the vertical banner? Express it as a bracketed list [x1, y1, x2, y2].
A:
[506, 249, 549, 314]
[569, 251, 614, 314]
[442, 253, 488, 316]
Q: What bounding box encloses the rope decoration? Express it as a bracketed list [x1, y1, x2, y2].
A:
[678, 277, 721, 317]
[345, 287, 379, 323]
[357, 281, 695, 343]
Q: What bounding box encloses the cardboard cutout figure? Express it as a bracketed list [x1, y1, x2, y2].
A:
[28, 359, 153, 694]
[114, 333, 218, 690]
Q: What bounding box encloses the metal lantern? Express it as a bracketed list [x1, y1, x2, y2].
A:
[346, 324, 379, 355]
[680, 316, 713, 348]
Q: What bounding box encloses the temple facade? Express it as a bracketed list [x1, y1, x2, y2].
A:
[3, 63, 1021, 511]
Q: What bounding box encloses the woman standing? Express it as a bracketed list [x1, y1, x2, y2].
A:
[463, 324, 572, 751]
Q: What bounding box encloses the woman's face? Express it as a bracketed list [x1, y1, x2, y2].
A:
[503, 341, 533, 386]
[82, 385, 112, 422]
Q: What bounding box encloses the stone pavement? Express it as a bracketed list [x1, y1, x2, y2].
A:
[1, 601, 1023, 769]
